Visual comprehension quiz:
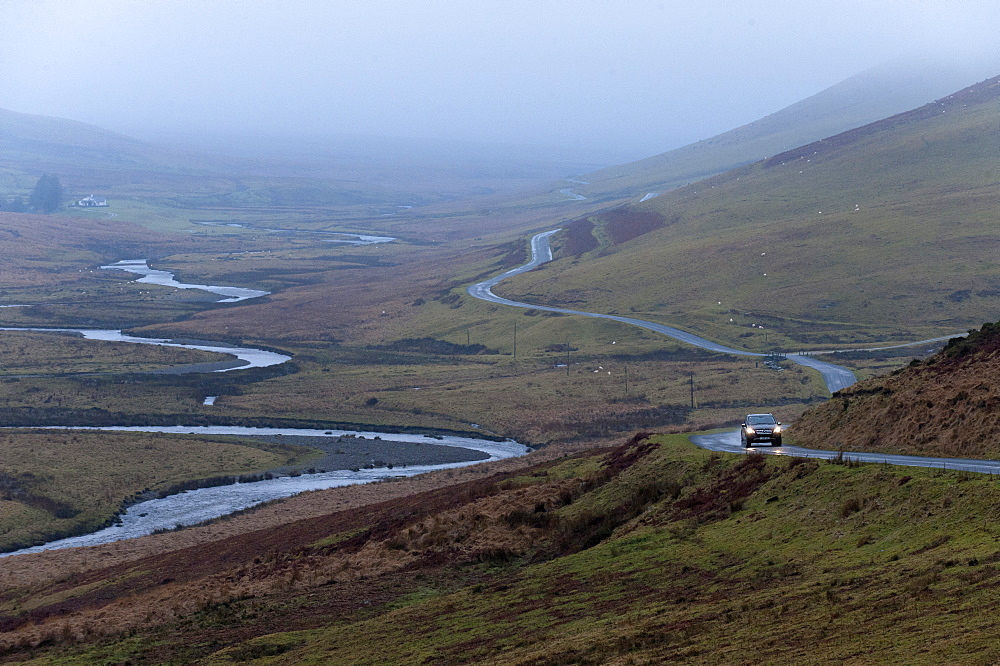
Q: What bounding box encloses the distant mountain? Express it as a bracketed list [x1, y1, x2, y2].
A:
[569, 59, 1000, 202]
[505, 73, 1000, 348]
[0, 106, 227, 179]
[0, 107, 599, 211]
[0, 106, 238, 205]
[0, 107, 167, 167]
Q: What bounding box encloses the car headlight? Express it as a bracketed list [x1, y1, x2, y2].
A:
[745, 427, 756, 435]
[773, 426, 781, 434]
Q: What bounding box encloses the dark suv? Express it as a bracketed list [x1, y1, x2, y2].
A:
[741, 413, 783, 447]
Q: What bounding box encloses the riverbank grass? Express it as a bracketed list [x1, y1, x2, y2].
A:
[0, 331, 232, 375]
[0, 431, 313, 553]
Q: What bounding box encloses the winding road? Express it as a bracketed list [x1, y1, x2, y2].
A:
[691, 431, 1000, 475]
[467, 229, 857, 394]
[467, 229, 1000, 474]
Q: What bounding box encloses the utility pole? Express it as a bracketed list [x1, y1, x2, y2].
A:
[690, 372, 695, 409]
[466, 328, 470, 346]
[566, 342, 571, 376]
[513, 321, 517, 360]
[625, 365, 629, 395]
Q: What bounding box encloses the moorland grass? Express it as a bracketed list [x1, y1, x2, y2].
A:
[209, 339, 829, 444]
[0, 331, 230, 375]
[0, 204, 932, 447]
[9, 433, 1000, 663]
[187, 435, 1000, 665]
[0, 322, 915, 446]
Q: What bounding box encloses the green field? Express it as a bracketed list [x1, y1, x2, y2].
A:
[6, 83, 981, 450]
[222, 437, 1000, 665]
[1, 69, 999, 664]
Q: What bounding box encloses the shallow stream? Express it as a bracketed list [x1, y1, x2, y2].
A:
[5, 427, 526, 556]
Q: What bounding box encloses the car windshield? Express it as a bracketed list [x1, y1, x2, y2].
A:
[747, 415, 776, 425]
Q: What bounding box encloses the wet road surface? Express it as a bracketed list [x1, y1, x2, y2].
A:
[692, 430, 1000, 475]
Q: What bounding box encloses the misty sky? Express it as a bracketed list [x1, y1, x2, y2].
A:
[1, 0, 998, 163]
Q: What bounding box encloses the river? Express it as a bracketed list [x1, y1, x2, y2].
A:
[100, 259, 270, 302]
[0, 260, 291, 372]
[0, 240, 532, 556]
[4, 426, 526, 556]
[191, 222, 396, 246]
[0, 326, 290, 372]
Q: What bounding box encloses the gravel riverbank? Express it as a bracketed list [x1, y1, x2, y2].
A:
[247, 433, 490, 474]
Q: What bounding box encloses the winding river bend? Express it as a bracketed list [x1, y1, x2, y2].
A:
[0, 327, 290, 373]
[4, 427, 527, 557]
[0, 260, 290, 372]
[101, 259, 269, 303]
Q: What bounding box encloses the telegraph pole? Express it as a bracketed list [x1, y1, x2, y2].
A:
[690, 372, 695, 408]
[513, 321, 517, 360]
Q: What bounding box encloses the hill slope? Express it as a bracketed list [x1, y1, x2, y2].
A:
[0, 107, 227, 194]
[502, 73, 1000, 349]
[5, 434, 1000, 663]
[571, 59, 1000, 202]
[792, 320, 1000, 459]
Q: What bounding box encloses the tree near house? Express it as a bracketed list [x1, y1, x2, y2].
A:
[28, 174, 64, 213]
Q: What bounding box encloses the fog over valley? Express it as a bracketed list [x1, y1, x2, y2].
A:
[2, 0, 999, 167]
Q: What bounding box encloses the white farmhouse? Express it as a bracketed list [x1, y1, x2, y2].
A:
[76, 194, 108, 207]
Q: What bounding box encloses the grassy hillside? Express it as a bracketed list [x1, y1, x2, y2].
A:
[0, 207, 887, 446]
[5, 433, 1000, 663]
[0, 107, 182, 173]
[570, 59, 1000, 202]
[3, 62, 1000, 666]
[791, 320, 1000, 459]
[502, 74, 1000, 349]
